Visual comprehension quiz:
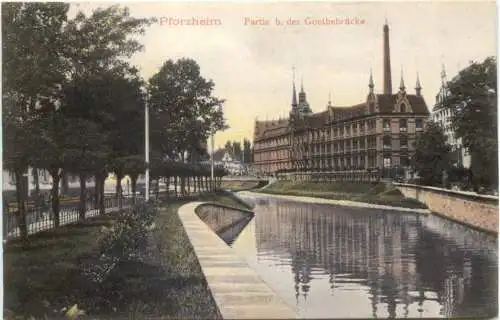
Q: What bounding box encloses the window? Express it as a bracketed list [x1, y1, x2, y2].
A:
[400, 104, 406, 113]
[353, 138, 358, 150]
[399, 119, 408, 132]
[360, 138, 365, 149]
[416, 119, 423, 131]
[360, 121, 365, 132]
[383, 155, 391, 168]
[400, 135, 408, 148]
[400, 156, 410, 167]
[383, 119, 391, 132]
[367, 136, 376, 149]
[383, 135, 391, 149]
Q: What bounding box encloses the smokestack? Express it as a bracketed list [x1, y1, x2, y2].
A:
[383, 21, 392, 94]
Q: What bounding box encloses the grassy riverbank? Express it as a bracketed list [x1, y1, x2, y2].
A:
[220, 180, 267, 192]
[4, 192, 246, 320]
[259, 181, 428, 209]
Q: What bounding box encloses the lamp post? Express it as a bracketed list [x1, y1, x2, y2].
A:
[143, 87, 150, 202]
[210, 131, 214, 181]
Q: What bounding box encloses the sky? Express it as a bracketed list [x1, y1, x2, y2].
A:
[69, 1, 497, 151]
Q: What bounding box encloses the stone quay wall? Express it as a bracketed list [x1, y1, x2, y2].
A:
[195, 203, 254, 243]
[394, 183, 499, 234]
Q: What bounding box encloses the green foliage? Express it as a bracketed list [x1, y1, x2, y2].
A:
[440, 56, 498, 189]
[148, 58, 227, 161]
[99, 203, 157, 261]
[214, 138, 253, 163]
[411, 121, 452, 186]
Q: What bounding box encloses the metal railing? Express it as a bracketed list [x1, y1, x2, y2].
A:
[2, 195, 136, 242]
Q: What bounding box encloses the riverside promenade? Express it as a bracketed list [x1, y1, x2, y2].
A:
[178, 201, 297, 319]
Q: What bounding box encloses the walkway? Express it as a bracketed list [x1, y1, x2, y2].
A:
[177, 202, 297, 319]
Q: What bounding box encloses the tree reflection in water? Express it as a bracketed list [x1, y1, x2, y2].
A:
[236, 195, 497, 319]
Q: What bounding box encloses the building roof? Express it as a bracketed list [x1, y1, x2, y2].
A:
[254, 118, 290, 141]
[254, 92, 430, 139]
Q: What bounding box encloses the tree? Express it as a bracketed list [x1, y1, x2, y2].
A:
[148, 58, 227, 163]
[243, 138, 253, 164]
[60, 6, 152, 207]
[411, 121, 452, 186]
[231, 141, 242, 161]
[2, 2, 70, 242]
[440, 57, 498, 191]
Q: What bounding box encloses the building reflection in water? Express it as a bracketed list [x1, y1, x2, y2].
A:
[242, 197, 498, 319]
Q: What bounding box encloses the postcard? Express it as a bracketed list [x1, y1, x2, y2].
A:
[2, 2, 498, 319]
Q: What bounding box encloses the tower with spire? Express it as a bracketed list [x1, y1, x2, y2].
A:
[435, 63, 449, 107]
[298, 77, 312, 114]
[291, 66, 298, 110]
[415, 73, 422, 96]
[399, 67, 406, 92]
[383, 19, 393, 94]
[369, 68, 375, 93]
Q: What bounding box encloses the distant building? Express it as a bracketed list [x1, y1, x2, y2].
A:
[2, 168, 96, 200]
[431, 65, 471, 168]
[253, 22, 431, 180]
[221, 152, 247, 175]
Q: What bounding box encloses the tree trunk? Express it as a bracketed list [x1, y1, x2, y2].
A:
[180, 176, 186, 196]
[131, 174, 137, 205]
[187, 176, 191, 196]
[115, 173, 123, 210]
[79, 172, 86, 221]
[61, 171, 69, 196]
[193, 175, 197, 193]
[155, 179, 160, 200]
[174, 176, 178, 198]
[94, 172, 105, 215]
[32, 168, 40, 199]
[166, 176, 170, 198]
[99, 174, 105, 215]
[94, 174, 100, 211]
[50, 168, 61, 228]
[14, 170, 28, 244]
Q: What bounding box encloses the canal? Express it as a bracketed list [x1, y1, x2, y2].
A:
[231, 194, 498, 319]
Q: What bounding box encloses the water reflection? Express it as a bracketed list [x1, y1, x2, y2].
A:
[233, 196, 498, 319]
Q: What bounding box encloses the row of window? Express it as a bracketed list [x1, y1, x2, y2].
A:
[254, 137, 290, 150]
[254, 149, 289, 162]
[303, 118, 424, 143]
[299, 154, 410, 169]
[305, 135, 409, 154]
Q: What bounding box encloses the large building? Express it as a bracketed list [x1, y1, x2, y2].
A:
[253, 22, 431, 180]
[431, 65, 471, 168]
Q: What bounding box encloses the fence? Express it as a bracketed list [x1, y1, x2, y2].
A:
[2, 194, 137, 242]
[3, 182, 224, 242]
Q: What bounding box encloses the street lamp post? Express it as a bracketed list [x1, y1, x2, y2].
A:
[210, 132, 214, 181]
[144, 88, 150, 202]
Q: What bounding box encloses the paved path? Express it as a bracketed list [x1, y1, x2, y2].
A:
[178, 202, 297, 319]
[238, 191, 431, 214]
